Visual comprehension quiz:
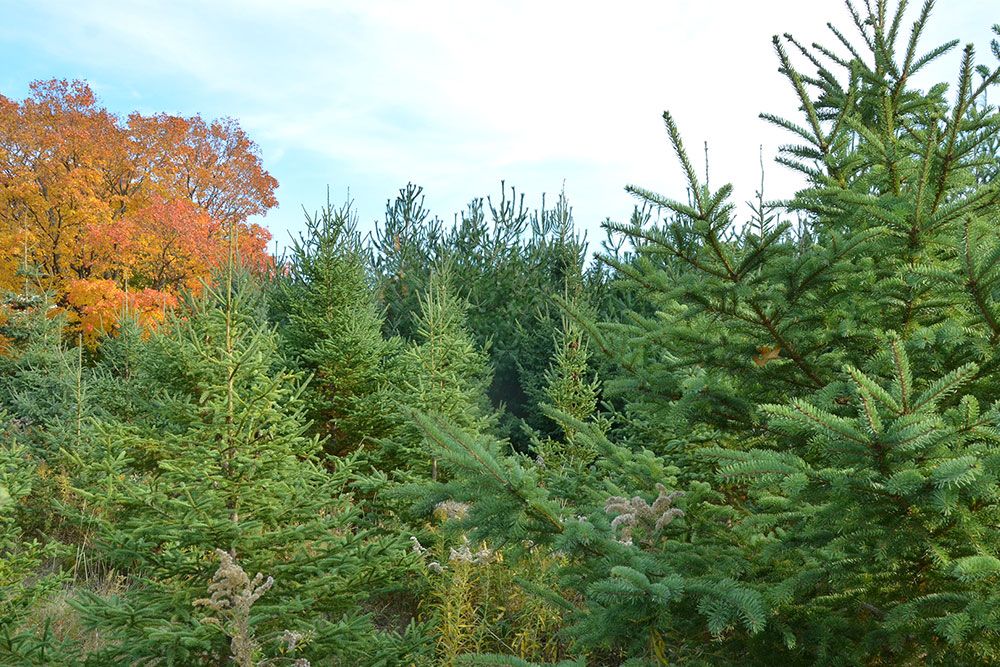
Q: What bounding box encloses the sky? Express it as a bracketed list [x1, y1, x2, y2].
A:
[1, 0, 996, 252]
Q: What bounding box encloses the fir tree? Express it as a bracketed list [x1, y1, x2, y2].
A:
[0, 421, 66, 664]
[0, 300, 87, 462]
[68, 266, 427, 664]
[514, 189, 597, 444]
[715, 337, 1000, 663]
[412, 2, 1000, 664]
[529, 302, 607, 477]
[2, 2, 997, 665]
[0, 298, 102, 555]
[88, 313, 151, 424]
[388, 267, 496, 480]
[374, 183, 600, 449]
[374, 183, 444, 342]
[274, 197, 402, 455]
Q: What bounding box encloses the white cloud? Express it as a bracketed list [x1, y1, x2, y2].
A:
[5, 0, 996, 244]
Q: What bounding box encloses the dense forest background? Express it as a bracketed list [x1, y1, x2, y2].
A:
[3, 1, 1000, 665]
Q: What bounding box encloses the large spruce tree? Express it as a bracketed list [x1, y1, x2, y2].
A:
[414, 2, 1000, 664]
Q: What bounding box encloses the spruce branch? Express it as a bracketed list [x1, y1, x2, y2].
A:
[661, 111, 705, 215]
[774, 36, 829, 151]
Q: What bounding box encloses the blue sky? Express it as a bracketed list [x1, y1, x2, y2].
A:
[1, 0, 995, 251]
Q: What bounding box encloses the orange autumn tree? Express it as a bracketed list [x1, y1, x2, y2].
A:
[0, 79, 276, 343]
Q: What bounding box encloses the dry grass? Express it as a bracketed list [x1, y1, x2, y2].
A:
[18, 569, 127, 659]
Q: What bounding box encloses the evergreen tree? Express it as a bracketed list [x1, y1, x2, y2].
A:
[88, 313, 152, 424]
[374, 183, 601, 449]
[3, 2, 998, 665]
[0, 300, 86, 462]
[0, 421, 66, 664]
[412, 2, 1000, 664]
[716, 337, 1000, 664]
[274, 198, 402, 455]
[513, 190, 597, 443]
[0, 297, 103, 556]
[68, 266, 427, 664]
[529, 305, 607, 475]
[374, 183, 444, 342]
[387, 267, 496, 480]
